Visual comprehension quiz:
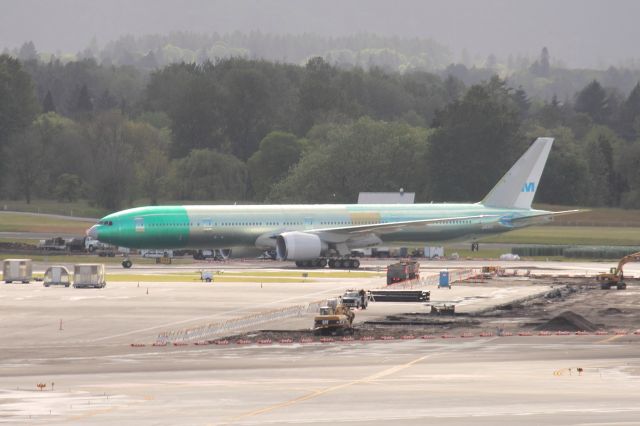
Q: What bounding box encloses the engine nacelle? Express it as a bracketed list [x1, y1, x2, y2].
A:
[276, 232, 325, 260]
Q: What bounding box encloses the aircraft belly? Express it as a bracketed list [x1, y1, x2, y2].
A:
[187, 227, 259, 249]
[379, 227, 476, 244]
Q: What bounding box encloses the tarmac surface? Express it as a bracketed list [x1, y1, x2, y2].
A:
[1, 259, 639, 425]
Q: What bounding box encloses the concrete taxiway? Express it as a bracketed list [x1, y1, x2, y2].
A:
[1, 260, 639, 425]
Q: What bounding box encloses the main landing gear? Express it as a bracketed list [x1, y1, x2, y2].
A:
[295, 258, 360, 269]
[122, 258, 133, 269]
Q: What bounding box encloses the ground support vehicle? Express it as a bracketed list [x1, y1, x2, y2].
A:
[43, 266, 71, 287]
[38, 237, 67, 251]
[369, 289, 430, 302]
[3, 259, 32, 283]
[386, 260, 420, 284]
[85, 237, 116, 255]
[595, 251, 640, 290]
[73, 264, 106, 288]
[65, 238, 86, 252]
[341, 289, 368, 309]
[430, 304, 455, 315]
[313, 299, 355, 335]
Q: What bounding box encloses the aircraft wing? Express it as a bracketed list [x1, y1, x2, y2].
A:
[307, 215, 499, 241]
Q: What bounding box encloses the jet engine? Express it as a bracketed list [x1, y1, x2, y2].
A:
[276, 232, 326, 260]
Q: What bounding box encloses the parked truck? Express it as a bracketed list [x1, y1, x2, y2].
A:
[313, 299, 355, 335]
[386, 260, 420, 285]
[38, 237, 67, 251]
[341, 289, 368, 309]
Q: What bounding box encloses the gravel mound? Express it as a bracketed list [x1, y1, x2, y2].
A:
[599, 307, 623, 315]
[535, 311, 597, 332]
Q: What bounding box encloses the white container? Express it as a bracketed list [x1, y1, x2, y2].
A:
[3, 259, 32, 283]
[73, 264, 106, 288]
[44, 266, 71, 287]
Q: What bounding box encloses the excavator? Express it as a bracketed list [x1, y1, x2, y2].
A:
[595, 251, 640, 290]
[313, 298, 355, 335]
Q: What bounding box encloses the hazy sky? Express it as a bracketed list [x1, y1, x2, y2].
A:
[1, 0, 638, 68]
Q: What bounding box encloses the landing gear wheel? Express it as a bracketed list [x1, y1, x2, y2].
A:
[351, 259, 360, 269]
[122, 259, 132, 269]
[328, 259, 336, 268]
[295, 261, 303, 267]
[318, 258, 327, 268]
[335, 259, 344, 269]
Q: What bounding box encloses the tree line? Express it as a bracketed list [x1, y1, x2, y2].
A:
[2, 52, 640, 211]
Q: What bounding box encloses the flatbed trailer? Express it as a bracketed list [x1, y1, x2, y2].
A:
[369, 289, 430, 302]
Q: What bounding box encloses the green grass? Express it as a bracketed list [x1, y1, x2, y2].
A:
[209, 270, 381, 278]
[0, 199, 106, 218]
[107, 274, 311, 283]
[479, 226, 640, 246]
[0, 212, 91, 234]
[534, 204, 640, 227]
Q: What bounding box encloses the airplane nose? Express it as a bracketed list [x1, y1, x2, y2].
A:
[86, 225, 98, 239]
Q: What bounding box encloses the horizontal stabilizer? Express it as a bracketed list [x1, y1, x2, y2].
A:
[507, 209, 585, 227]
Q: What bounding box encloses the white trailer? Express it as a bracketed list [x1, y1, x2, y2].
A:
[43, 266, 71, 287]
[73, 264, 106, 288]
[3, 259, 32, 284]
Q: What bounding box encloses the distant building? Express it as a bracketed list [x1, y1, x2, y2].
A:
[358, 190, 415, 204]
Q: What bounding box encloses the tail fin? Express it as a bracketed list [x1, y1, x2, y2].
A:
[481, 137, 554, 209]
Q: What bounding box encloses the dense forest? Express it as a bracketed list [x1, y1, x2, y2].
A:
[2, 35, 640, 211]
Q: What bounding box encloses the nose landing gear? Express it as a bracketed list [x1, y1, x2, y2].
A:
[122, 259, 132, 269]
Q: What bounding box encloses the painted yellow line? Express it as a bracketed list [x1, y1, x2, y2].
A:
[598, 334, 624, 344]
[226, 354, 430, 423]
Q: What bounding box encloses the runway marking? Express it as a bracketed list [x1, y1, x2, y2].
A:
[598, 334, 624, 344]
[225, 353, 430, 423]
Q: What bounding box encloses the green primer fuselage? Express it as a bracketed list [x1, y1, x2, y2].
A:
[92, 204, 549, 250]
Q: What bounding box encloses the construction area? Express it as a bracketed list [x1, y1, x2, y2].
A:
[1, 259, 639, 425]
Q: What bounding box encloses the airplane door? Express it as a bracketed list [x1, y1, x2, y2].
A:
[135, 217, 144, 233]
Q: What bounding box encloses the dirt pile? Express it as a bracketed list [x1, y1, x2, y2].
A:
[599, 307, 623, 315]
[535, 311, 597, 332]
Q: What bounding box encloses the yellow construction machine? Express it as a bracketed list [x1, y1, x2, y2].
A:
[595, 251, 640, 290]
[313, 298, 355, 335]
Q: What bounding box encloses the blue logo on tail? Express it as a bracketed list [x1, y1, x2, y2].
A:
[521, 182, 536, 193]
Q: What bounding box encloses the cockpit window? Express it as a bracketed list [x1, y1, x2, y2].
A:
[97, 220, 113, 226]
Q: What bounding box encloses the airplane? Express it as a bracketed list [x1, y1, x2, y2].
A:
[87, 137, 579, 269]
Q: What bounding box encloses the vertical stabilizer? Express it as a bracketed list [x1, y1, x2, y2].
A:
[481, 137, 554, 209]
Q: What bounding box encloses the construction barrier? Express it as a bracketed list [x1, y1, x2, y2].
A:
[154, 268, 481, 345]
[130, 328, 640, 348]
[155, 298, 330, 344]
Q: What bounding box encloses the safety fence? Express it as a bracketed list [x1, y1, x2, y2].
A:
[155, 268, 479, 344]
[384, 268, 479, 289]
[156, 298, 328, 344]
[136, 328, 640, 348]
